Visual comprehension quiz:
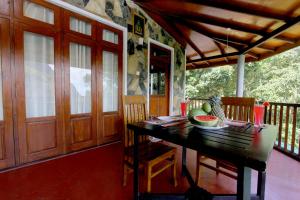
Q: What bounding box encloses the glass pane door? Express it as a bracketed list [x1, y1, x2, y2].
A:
[103, 51, 118, 112]
[70, 42, 92, 114]
[24, 31, 55, 118]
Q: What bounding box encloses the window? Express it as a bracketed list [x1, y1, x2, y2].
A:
[24, 32, 55, 118]
[103, 51, 118, 112]
[103, 29, 118, 44]
[150, 71, 166, 95]
[70, 43, 92, 114]
[70, 17, 92, 36]
[23, 1, 54, 24]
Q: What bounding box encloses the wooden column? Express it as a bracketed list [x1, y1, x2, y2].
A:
[236, 54, 245, 97]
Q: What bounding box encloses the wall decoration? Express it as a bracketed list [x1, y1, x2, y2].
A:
[133, 14, 145, 37]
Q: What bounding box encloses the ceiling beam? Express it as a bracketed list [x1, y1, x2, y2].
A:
[188, 0, 295, 21]
[189, 16, 300, 63]
[240, 15, 300, 54]
[175, 19, 250, 47]
[214, 41, 228, 62]
[138, 4, 296, 43]
[187, 52, 239, 63]
[135, 0, 295, 21]
[140, 8, 187, 47]
[247, 52, 259, 60]
[172, 23, 205, 59]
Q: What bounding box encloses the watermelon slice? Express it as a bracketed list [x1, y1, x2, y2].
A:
[193, 115, 219, 127]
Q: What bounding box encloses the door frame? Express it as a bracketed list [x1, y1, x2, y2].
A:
[147, 38, 174, 115]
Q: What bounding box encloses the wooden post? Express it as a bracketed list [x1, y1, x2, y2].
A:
[236, 54, 245, 97]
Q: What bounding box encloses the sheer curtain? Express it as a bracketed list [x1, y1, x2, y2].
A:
[70, 17, 91, 36]
[70, 43, 91, 114]
[103, 30, 118, 44]
[103, 51, 118, 112]
[24, 32, 55, 118]
[23, 0, 54, 24]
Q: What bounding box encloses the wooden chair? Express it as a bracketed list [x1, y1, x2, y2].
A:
[196, 97, 255, 182]
[122, 95, 177, 192]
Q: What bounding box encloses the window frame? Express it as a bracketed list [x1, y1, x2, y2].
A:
[14, 0, 61, 29]
[63, 10, 97, 40]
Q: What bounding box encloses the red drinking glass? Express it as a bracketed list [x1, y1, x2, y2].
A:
[180, 102, 188, 117]
[254, 105, 265, 127]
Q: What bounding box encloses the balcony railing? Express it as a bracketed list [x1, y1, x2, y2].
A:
[188, 98, 300, 161]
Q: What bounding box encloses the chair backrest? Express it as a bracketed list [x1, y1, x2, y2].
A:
[123, 95, 149, 147]
[221, 97, 255, 122]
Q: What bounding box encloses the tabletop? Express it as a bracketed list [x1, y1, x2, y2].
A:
[128, 121, 278, 172]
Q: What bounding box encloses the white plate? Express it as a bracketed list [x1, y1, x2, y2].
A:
[224, 119, 247, 127]
[157, 116, 185, 122]
[193, 124, 228, 130]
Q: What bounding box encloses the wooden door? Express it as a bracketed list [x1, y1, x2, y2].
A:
[63, 34, 97, 151]
[149, 43, 171, 116]
[14, 23, 64, 164]
[98, 25, 123, 144]
[0, 18, 15, 169]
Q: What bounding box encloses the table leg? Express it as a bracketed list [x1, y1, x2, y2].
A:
[257, 171, 266, 200]
[134, 131, 139, 200]
[237, 166, 251, 200]
[182, 146, 187, 176]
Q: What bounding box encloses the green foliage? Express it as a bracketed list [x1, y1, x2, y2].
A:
[186, 47, 300, 104]
[185, 65, 236, 98]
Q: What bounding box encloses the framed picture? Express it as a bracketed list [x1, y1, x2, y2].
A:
[133, 14, 145, 37]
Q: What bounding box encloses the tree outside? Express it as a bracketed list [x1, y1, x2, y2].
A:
[186, 46, 300, 104]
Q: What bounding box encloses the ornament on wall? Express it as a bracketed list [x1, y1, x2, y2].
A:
[133, 14, 145, 37]
[127, 39, 135, 55]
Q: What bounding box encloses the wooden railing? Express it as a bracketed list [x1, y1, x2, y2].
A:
[188, 98, 208, 111]
[263, 102, 300, 161]
[187, 98, 300, 161]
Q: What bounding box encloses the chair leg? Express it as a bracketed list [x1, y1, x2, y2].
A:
[123, 164, 128, 186]
[195, 153, 200, 185]
[172, 154, 178, 187]
[146, 163, 152, 193]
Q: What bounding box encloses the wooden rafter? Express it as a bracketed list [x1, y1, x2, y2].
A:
[138, 3, 296, 43]
[214, 41, 228, 62]
[241, 15, 300, 54]
[140, 8, 186, 47]
[189, 16, 300, 63]
[187, 52, 239, 63]
[135, 0, 300, 69]
[171, 23, 205, 59]
[174, 19, 279, 52]
[140, 2, 281, 54]
[247, 52, 259, 59]
[135, 0, 295, 21]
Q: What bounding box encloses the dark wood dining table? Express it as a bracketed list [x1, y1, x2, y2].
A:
[127, 120, 278, 200]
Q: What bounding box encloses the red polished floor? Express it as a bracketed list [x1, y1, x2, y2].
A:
[0, 142, 299, 200]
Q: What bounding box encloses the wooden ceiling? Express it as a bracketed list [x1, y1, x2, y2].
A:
[133, 0, 300, 69]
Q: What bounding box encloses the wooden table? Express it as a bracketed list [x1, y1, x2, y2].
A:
[127, 121, 277, 200]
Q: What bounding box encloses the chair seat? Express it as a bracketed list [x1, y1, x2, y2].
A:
[124, 142, 176, 164]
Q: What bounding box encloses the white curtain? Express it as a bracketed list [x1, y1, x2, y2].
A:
[23, 0, 54, 24]
[70, 17, 91, 36]
[24, 32, 55, 118]
[103, 51, 118, 112]
[103, 30, 118, 44]
[70, 43, 92, 114]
